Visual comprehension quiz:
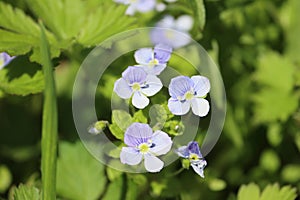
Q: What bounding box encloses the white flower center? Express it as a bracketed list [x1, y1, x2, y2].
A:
[189, 153, 199, 161]
[185, 91, 194, 100]
[148, 58, 159, 66]
[132, 83, 141, 91]
[138, 143, 150, 153]
[165, 30, 175, 39]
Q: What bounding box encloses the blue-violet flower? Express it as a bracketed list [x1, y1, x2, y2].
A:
[114, 0, 156, 16]
[134, 44, 172, 75]
[151, 15, 194, 48]
[168, 75, 210, 116]
[176, 141, 207, 178]
[0, 52, 15, 70]
[120, 122, 173, 172]
[114, 66, 163, 109]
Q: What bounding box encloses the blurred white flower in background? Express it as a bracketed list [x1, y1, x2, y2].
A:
[150, 15, 194, 48]
[155, 3, 166, 12]
[0, 52, 15, 70]
[114, 0, 156, 15]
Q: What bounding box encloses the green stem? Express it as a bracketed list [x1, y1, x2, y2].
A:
[167, 167, 185, 177]
[40, 23, 58, 200]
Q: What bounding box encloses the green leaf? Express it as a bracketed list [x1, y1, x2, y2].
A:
[208, 179, 227, 191]
[132, 110, 147, 123]
[260, 184, 280, 200]
[186, 0, 206, 30]
[254, 51, 295, 92]
[56, 141, 107, 200]
[109, 124, 125, 140]
[280, 0, 300, 63]
[0, 165, 12, 193]
[0, 57, 44, 96]
[267, 123, 283, 147]
[0, 2, 39, 55]
[106, 167, 123, 182]
[252, 88, 298, 123]
[125, 178, 139, 200]
[252, 51, 298, 123]
[112, 110, 133, 130]
[236, 183, 298, 200]
[26, 0, 86, 40]
[281, 164, 300, 183]
[237, 183, 260, 200]
[259, 149, 280, 173]
[26, 0, 135, 46]
[109, 110, 133, 139]
[102, 176, 124, 200]
[11, 184, 40, 200]
[163, 120, 184, 136]
[149, 104, 168, 128]
[0, 2, 60, 61]
[77, 3, 136, 46]
[279, 186, 298, 200]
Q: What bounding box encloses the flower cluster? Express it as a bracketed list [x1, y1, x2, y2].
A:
[110, 44, 210, 176]
[107, 1, 208, 177]
[114, 44, 172, 109]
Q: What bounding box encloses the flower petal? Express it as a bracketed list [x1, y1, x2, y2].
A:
[175, 15, 194, 32]
[132, 91, 150, 109]
[140, 64, 166, 75]
[187, 141, 202, 158]
[154, 44, 172, 64]
[0, 53, 15, 69]
[144, 154, 164, 172]
[125, 4, 136, 15]
[124, 123, 153, 146]
[169, 76, 193, 98]
[156, 15, 175, 28]
[150, 130, 173, 156]
[191, 160, 207, 178]
[141, 75, 163, 96]
[134, 48, 153, 65]
[134, 0, 156, 13]
[114, 0, 130, 4]
[113, 78, 133, 99]
[122, 66, 147, 84]
[191, 76, 210, 97]
[120, 147, 143, 165]
[168, 98, 191, 115]
[175, 145, 189, 158]
[191, 98, 210, 117]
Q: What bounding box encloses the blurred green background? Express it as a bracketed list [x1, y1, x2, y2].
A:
[0, 0, 299, 199]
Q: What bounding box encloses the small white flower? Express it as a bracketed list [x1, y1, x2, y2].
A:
[151, 15, 194, 48]
[120, 123, 173, 172]
[0, 52, 15, 70]
[114, 66, 163, 109]
[114, 0, 156, 15]
[134, 44, 172, 75]
[168, 75, 210, 116]
[176, 141, 207, 178]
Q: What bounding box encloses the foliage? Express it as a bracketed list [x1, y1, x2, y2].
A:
[236, 183, 297, 200]
[9, 184, 40, 200]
